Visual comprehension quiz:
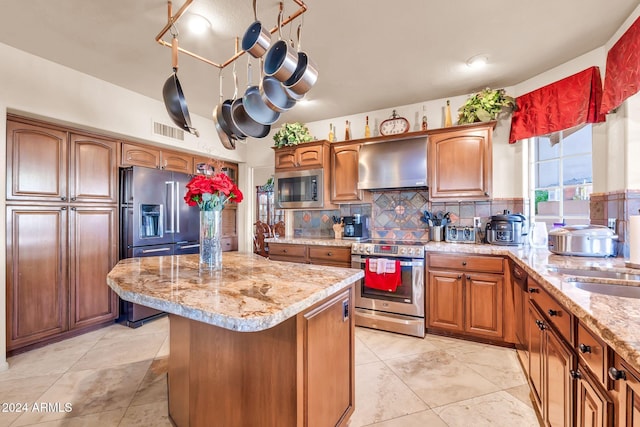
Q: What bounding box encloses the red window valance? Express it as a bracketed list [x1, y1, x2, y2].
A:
[508, 66, 605, 144]
[601, 16, 640, 114]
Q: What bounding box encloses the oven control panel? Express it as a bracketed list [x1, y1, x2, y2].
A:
[351, 243, 425, 258]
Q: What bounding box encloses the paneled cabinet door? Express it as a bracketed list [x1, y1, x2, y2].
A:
[6, 206, 69, 351]
[274, 141, 327, 170]
[121, 142, 161, 169]
[428, 272, 464, 332]
[69, 206, 119, 330]
[302, 287, 354, 426]
[69, 133, 119, 204]
[611, 354, 640, 427]
[545, 325, 575, 427]
[574, 367, 613, 427]
[6, 119, 68, 202]
[428, 123, 493, 200]
[161, 150, 193, 174]
[331, 143, 363, 203]
[528, 303, 545, 412]
[465, 273, 504, 339]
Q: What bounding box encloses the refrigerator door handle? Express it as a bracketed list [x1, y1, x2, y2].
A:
[166, 181, 175, 233]
[175, 181, 181, 233]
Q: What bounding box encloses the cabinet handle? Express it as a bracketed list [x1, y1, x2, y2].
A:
[61, 207, 67, 211]
[71, 197, 76, 202]
[327, 252, 333, 256]
[283, 249, 287, 253]
[342, 299, 349, 322]
[462, 261, 467, 266]
[535, 319, 546, 330]
[484, 192, 490, 197]
[529, 288, 539, 294]
[70, 207, 76, 211]
[570, 370, 582, 380]
[61, 196, 67, 201]
[457, 275, 462, 280]
[547, 309, 559, 317]
[466, 275, 471, 280]
[609, 367, 627, 381]
[578, 343, 592, 354]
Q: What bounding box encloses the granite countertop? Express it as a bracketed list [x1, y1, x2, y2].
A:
[271, 237, 640, 372]
[106, 252, 363, 332]
[264, 236, 355, 247]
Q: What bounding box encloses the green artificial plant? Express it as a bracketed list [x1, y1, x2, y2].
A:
[457, 88, 516, 124]
[273, 122, 314, 148]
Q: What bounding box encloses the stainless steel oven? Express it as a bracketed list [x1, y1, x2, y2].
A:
[351, 241, 425, 337]
[274, 168, 323, 209]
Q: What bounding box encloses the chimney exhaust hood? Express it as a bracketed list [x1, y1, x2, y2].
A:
[357, 136, 428, 190]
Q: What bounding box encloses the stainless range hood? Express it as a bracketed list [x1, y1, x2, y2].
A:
[357, 136, 428, 190]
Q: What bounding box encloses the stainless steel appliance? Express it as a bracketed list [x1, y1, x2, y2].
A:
[342, 214, 369, 240]
[119, 166, 200, 327]
[548, 224, 618, 257]
[486, 210, 528, 246]
[274, 168, 323, 209]
[358, 136, 428, 190]
[445, 225, 476, 243]
[351, 240, 425, 337]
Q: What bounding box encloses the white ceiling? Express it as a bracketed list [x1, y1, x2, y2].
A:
[1, 0, 638, 127]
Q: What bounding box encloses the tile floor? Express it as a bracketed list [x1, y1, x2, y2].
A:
[0, 318, 540, 426]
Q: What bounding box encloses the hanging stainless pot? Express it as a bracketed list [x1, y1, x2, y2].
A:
[241, 0, 271, 58]
[244, 59, 280, 125]
[162, 35, 199, 137]
[263, 9, 298, 82]
[283, 25, 318, 95]
[260, 74, 296, 112]
[231, 60, 270, 138]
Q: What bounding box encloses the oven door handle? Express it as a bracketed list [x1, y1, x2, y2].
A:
[351, 256, 424, 268]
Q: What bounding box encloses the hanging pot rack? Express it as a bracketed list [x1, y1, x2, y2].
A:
[155, 0, 308, 69]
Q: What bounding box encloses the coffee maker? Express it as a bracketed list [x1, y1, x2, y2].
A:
[342, 214, 369, 240]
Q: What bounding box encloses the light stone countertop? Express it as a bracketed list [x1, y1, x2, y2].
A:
[264, 236, 355, 247]
[106, 252, 363, 333]
[271, 237, 640, 373]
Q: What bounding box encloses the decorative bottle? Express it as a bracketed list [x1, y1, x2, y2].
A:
[328, 123, 335, 142]
[345, 120, 351, 140]
[364, 116, 371, 138]
[444, 100, 453, 127]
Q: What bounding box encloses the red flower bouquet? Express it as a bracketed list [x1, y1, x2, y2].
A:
[184, 173, 243, 211]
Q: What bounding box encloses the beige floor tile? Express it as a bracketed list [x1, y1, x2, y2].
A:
[366, 409, 449, 427]
[0, 373, 62, 426]
[385, 350, 500, 407]
[129, 358, 168, 407]
[433, 390, 540, 427]
[356, 328, 440, 360]
[16, 408, 126, 426]
[445, 344, 527, 389]
[347, 361, 428, 426]
[506, 383, 535, 408]
[355, 336, 379, 365]
[11, 361, 150, 426]
[119, 401, 173, 426]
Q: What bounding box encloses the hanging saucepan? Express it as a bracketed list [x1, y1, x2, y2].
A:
[212, 72, 241, 150]
[263, 8, 298, 82]
[241, 0, 271, 58]
[231, 60, 270, 138]
[244, 58, 280, 125]
[261, 73, 296, 113]
[283, 24, 318, 96]
[162, 34, 199, 137]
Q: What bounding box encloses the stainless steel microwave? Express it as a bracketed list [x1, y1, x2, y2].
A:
[274, 168, 324, 209]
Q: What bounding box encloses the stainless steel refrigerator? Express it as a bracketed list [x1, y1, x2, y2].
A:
[119, 166, 200, 326]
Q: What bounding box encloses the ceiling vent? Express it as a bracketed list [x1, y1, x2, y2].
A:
[152, 120, 185, 141]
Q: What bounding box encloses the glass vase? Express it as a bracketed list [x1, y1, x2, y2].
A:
[200, 208, 223, 271]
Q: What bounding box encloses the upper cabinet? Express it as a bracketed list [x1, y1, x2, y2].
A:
[6, 118, 119, 204]
[122, 142, 192, 174]
[330, 142, 364, 203]
[274, 140, 329, 171]
[428, 122, 495, 201]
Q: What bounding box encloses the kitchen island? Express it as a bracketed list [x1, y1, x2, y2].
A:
[107, 252, 363, 427]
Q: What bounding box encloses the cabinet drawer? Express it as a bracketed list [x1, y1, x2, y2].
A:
[429, 254, 503, 273]
[529, 280, 573, 344]
[308, 246, 351, 265]
[221, 237, 237, 252]
[577, 322, 607, 385]
[268, 243, 307, 258]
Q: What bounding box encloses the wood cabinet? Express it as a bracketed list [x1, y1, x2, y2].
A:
[610, 353, 640, 426]
[330, 142, 364, 203]
[268, 242, 351, 268]
[573, 365, 613, 427]
[427, 253, 505, 340]
[121, 142, 193, 173]
[428, 121, 494, 201]
[274, 140, 328, 171]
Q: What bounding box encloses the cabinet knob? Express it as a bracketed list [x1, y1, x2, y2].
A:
[61, 196, 67, 201]
[61, 206, 67, 211]
[462, 261, 467, 266]
[570, 370, 582, 380]
[457, 275, 462, 280]
[609, 367, 627, 381]
[578, 343, 592, 354]
[282, 249, 287, 253]
[547, 309, 559, 317]
[535, 319, 546, 330]
[71, 197, 76, 202]
[484, 192, 490, 197]
[70, 207, 76, 211]
[529, 288, 539, 294]
[327, 252, 333, 256]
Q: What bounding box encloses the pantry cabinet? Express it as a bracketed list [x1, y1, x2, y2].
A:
[428, 121, 494, 201]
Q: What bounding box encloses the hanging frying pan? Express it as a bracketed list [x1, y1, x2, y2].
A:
[162, 35, 199, 137]
[212, 72, 241, 149]
[243, 58, 280, 125]
[231, 58, 271, 137]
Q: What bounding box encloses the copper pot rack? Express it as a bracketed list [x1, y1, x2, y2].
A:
[155, 0, 308, 69]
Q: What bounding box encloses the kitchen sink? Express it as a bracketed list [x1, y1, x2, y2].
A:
[569, 280, 640, 299]
[547, 266, 640, 281]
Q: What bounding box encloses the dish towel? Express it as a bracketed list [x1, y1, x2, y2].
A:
[364, 258, 401, 292]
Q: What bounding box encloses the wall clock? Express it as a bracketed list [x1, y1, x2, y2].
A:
[379, 110, 410, 135]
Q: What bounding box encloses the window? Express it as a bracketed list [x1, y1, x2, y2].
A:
[530, 124, 592, 229]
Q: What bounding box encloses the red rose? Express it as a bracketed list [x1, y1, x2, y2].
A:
[211, 173, 235, 196]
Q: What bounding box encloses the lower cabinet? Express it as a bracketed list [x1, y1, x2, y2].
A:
[610, 353, 640, 426]
[268, 242, 351, 268]
[6, 205, 119, 352]
[573, 366, 613, 427]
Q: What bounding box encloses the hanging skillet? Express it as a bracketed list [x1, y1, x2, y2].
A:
[212, 71, 240, 150]
[162, 34, 199, 137]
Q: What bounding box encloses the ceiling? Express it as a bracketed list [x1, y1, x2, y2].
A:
[1, 0, 639, 127]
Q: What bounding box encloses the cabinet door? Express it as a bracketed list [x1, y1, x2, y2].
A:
[574, 367, 613, 427]
[268, 242, 307, 263]
[296, 144, 325, 168]
[161, 150, 193, 173]
[331, 143, 363, 203]
[308, 246, 351, 267]
[528, 303, 545, 413]
[545, 325, 575, 427]
[428, 124, 493, 200]
[274, 147, 297, 170]
[6, 206, 68, 351]
[221, 162, 239, 184]
[302, 287, 354, 426]
[611, 355, 640, 427]
[69, 133, 119, 204]
[121, 142, 160, 168]
[69, 206, 119, 330]
[6, 119, 68, 202]
[428, 271, 464, 332]
[465, 273, 504, 339]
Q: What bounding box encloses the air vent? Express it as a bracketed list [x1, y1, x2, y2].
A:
[152, 121, 184, 141]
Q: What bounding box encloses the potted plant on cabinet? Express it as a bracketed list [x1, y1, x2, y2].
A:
[273, 122, 314, 148]
[457, 88, 516, 124]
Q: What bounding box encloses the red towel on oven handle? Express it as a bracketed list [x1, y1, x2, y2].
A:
[364, 259, 402, 292]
